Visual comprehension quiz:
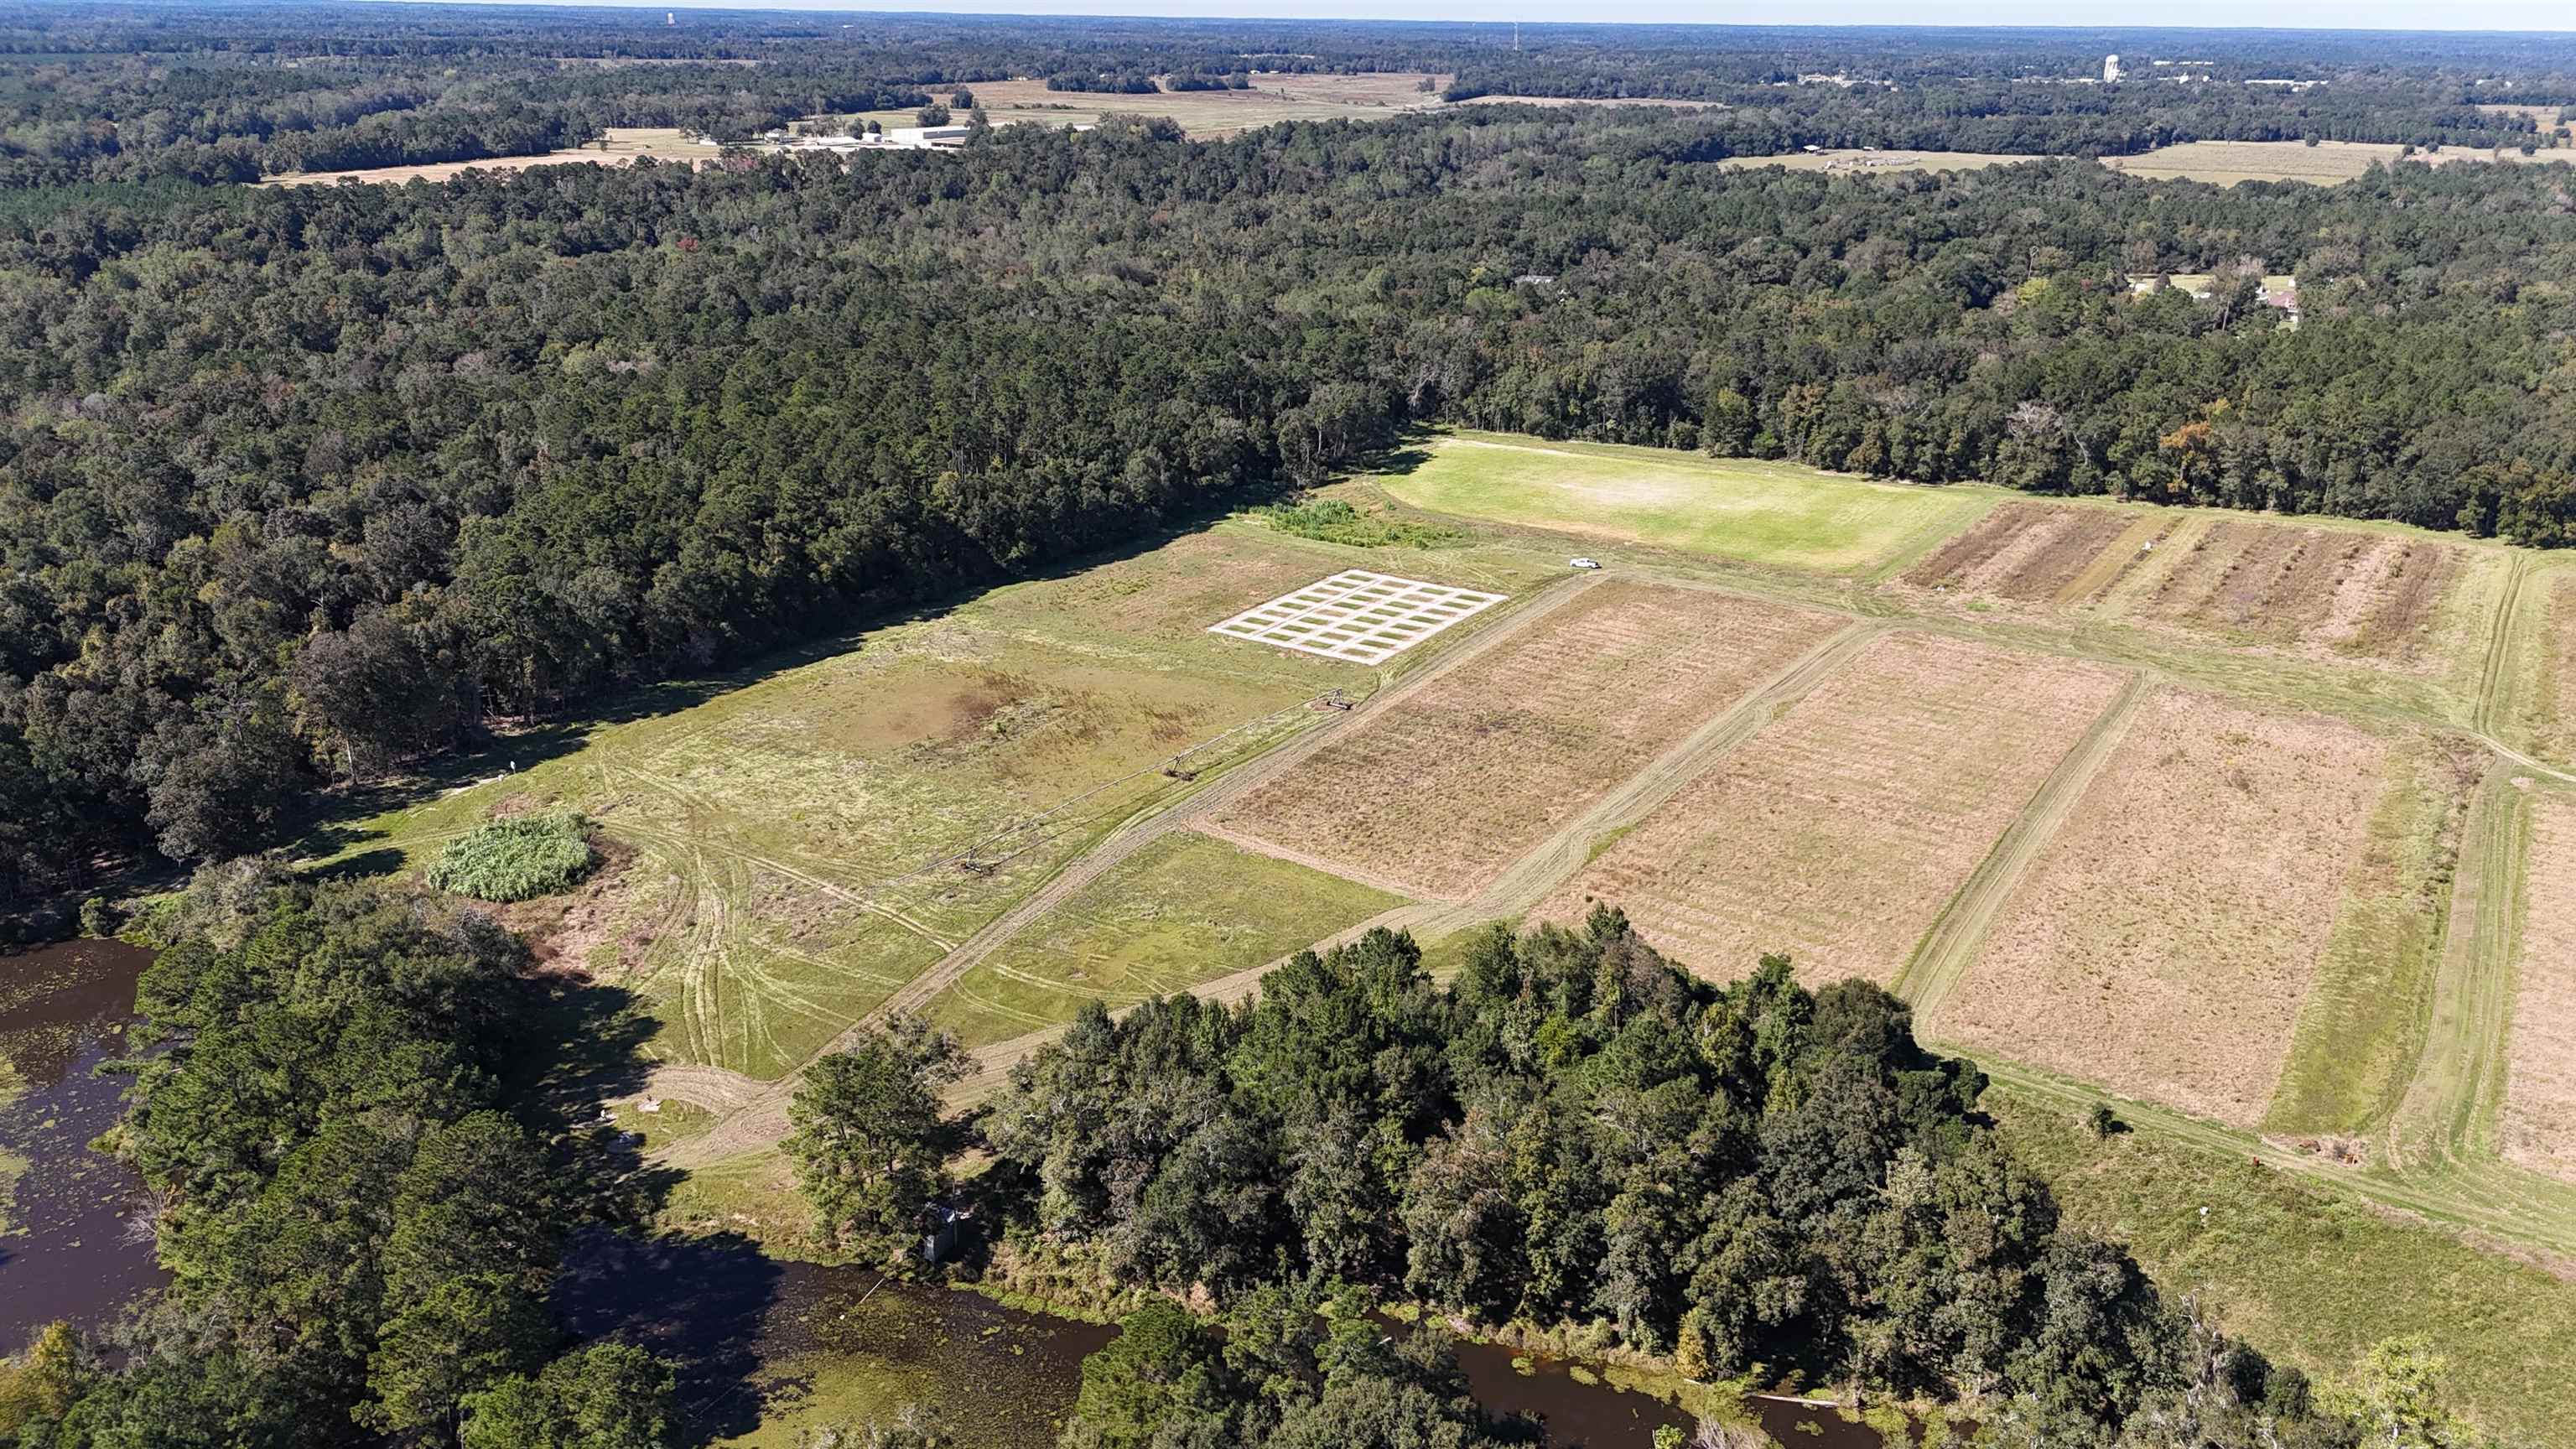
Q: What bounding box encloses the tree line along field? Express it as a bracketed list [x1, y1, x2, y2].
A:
[321, 524, 1552, 1082]
[319, 427, 2576, 1441]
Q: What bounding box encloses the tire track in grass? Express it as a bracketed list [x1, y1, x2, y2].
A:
[2383, 761, 2522, 1180]
[654, 574, 1609, 1170]
[2473, 553, 2531, 740]
[928, 619, 1898, 1111]
[1894, 673, 2147, 1020]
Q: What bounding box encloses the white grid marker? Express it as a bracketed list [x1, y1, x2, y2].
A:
[1207, 569, 1509, 665]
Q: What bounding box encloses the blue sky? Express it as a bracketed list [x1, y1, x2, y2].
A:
[587, 1, 2575, 31]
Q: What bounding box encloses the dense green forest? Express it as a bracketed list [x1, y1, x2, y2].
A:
[4, 97, 2576, 902]
[0, 4, 2570, 184]
[778, 914, 2489, 1448]
[8, 897, 2490, 1446]
[0, 870, 683, 1446]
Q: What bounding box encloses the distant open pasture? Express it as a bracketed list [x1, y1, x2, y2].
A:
[262, 127, 719, 185]
[1215, 581, 1845, 899]
[1713, 148, 2043, 174]
[1462, 94, 1720, 112]
[853, 71, 1444, 138]
[1927, 689, 2409, 1129]
[1383, 433, 1993, 574]
[923, 830, 1402, 1047]
[1535, 632, 2127, 987]
[2099, 138, 2558, 185]
[1900, 500, 2497, 678]
[2504, 792, 2576, 1182]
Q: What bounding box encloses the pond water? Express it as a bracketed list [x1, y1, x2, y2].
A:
[0, 938, 168, 1352]
[558, 1233, 1889, 1448]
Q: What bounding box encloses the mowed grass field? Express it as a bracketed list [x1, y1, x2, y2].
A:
[1995, 1084, 2576, 1449]
[1534, 632, 2130, 987]
[2497, 568, 2576, 767]
[2098, 138, 2561, 185]
[1713, 148, 2044, 174]
[1213, 581, 1846, 899]
[2503, 790, 2576, 1182]
[1383, 434, 1994, 574]
[851, 72, 1443, 138]
[922, 830, 1403, 1048]
[326, 524, 1435, 1078]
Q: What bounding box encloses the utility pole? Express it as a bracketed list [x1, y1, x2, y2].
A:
[1514, 21, 1521, 51]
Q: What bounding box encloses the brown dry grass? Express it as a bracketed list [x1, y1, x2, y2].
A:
[1216, 583, 1842, 899]
[2542, 579, 2576, 761]
[2099, 139, 2556, 185]
[1908, 504, 2466, 671]
[854, 73, 1446, 139]
[262, 127, 717, 185]
[1535, 632, 2127, 987]
[1906, 503, 2140, 601]
[1928, 688, 2387, 1129]
[2126, 521, 2461, 662]
[1712, 148, 2042, 174]
[2503, 793, 2576, 1182]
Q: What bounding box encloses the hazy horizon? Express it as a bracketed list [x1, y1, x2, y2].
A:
[418, 1, 2576, 37]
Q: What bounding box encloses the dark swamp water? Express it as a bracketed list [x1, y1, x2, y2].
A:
[560, 1233, 1889, 1448]
[3, 942, 1884, 1448]
[0, 938, 168, 1351]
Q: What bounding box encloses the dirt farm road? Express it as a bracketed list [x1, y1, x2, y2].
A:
[610, 562, 2576, 1268]
[641, 570, 1609, 1169]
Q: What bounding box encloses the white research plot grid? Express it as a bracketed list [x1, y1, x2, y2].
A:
[1206, 569, 1509, 665]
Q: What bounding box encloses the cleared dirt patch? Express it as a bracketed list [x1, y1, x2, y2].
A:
[2504, 794, 2576, 1182]
[1714, 148, 2042, 174]
[1905, 503, 2139, 601]
[851, 72, 1446, 139]
[1910, 506, 2470, 673]
[1536, 633, 2128, 987]
[1217, 583, 1843, 899]
[1928, 688, 2387, 1129]
[262, 127, 718, 185]
[2099, 138, 2552, 185]
[2265, 735, 2485, 1136]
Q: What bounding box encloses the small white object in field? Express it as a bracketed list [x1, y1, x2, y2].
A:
[1568, 557, 1602, 569]
[639, 1098, 663, 1114]
[1208, 569, 1508, 664]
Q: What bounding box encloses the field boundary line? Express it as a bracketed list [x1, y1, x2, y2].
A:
[1974, 1054, 2576, 1260]
[934, 619, 1893, 1114]
[1859, 494, 2002, 587]
[651, 573, 1607, 1169]
[1461, 618, 1888, 922]
[1185, 821, 1446, 901]
[2051, 516, 2170, 606]
[2473, 552, 2532, 739]
[854, 570, 1603, 1029]
[2385, 764, 2528, 1176]
[1894, 672, 2148, 1018]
